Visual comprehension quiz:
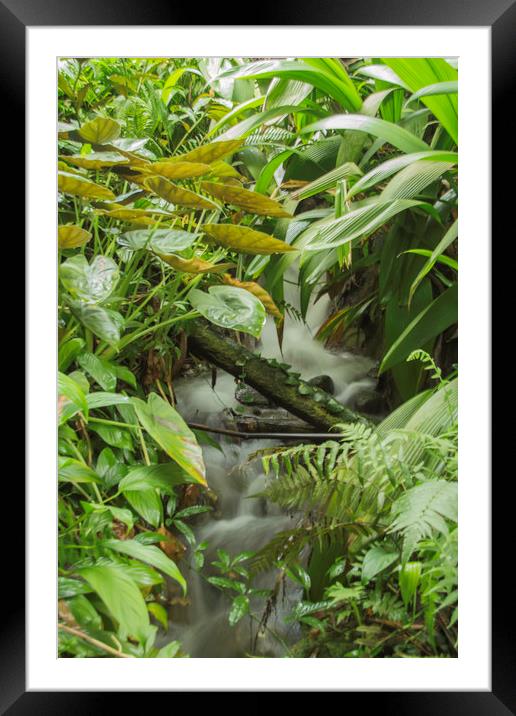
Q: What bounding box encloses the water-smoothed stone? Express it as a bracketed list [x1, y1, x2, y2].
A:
[235, 383, 274, 407]
[308, 374, 335, 395]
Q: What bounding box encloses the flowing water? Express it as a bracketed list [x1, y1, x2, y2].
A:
[170, 281, 376, 657]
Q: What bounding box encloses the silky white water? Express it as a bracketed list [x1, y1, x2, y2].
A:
[170, 279, 376, 657]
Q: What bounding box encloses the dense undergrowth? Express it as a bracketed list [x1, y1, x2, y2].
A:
[57, 56, 458, 658]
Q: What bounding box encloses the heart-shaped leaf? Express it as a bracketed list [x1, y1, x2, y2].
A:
[60, 152, 130, 170]
[222, 274, 282, 319]
[60, 255, 120, 304]
[203, 223, 296, 255]
[175, 139, 244, 164]
[201, 181, 291, 217]
[79, 117, 121, 144]
[151, 160, 211, 180]
[58, 225, 92, 249]
[70, 302, 124, 345]
[189, 285, 266, 338]
[58, 171, 116, 201]
[144, 176, 218, 210]
[118, 228, 196, 254]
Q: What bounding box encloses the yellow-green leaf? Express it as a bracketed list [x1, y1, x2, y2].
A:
[176, 139, 244, 164]
[156, 252, 233, 274]
[96, 206, 175, 222]
[58, 171, 116, 201]
[151, 160, 211, 180]
[58, 225, 92, 249]
[208, 160, 243, 180]
[79, 117, 121, 144]
[201, 181, 291, 217]
[222, 274, 282, 318]
[144, 176, 218, 210]
[59, 152, 129, 170]
[203, 223, 297, 255]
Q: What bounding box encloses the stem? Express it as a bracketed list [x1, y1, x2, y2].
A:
[58, 623, 134, 658]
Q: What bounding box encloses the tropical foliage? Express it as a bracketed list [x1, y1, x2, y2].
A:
[57, 56, 458, 657]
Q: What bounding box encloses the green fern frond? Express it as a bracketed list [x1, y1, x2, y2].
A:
[389, 480, 457, 562]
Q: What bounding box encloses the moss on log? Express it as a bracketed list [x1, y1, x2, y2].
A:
[187, 322, 365, 431]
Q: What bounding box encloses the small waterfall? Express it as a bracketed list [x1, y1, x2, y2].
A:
[169, 276, 375, 657]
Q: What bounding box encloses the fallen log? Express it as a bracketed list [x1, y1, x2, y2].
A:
[187, 322, 366, 431]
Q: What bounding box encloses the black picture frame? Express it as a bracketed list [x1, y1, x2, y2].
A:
[4, 0, 506, 711]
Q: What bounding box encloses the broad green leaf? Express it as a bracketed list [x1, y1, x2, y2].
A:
[132, 393, 206, 485]
[77, 352, 117, 391]
[406, 80, 458, 105]
[355, 64, 408, 88]
[379, 283, 458, 374]
[175, 139, 244, 164]
[265, 77, 313, 109]
[69, 302, 124, 345]
[375, 389, 433, 436]
[90, 423, 133, 451]
[119, 228, 196, 254]
[58, 456, 101, 484]
[148, 602, 168, 631]
[58, 171, 116, 201]
[301, 199, 424, 252]
[60, 152, 129, 170]
[150, 160, 211, 180]
[219, 59, 362, 111]
[144, 176, 218, 210]
[60, 255, 119, 304]
[119, 463, 194, 493]
[222, 274, 282, 319]
[58, 337, 85, 372]
[78, 564, 150, 642]
[399, 561, 422, 605]
[361, 545, 399, 582]
[381, 160, 453, 200]
[348, 150, 458, 198]
[302, 114, 429, 154]
[203, 223, 297, 255]
[86, 392, 132, 411]
[68, 595, 103, 631]
[124, 489, 163, 528]
[104, 539, 186, 594]
[409, 219, 458, 301]
[383, 58, 458, 144]
[58, 225, 92, 249]
[403, 249, 458, 272]
[58, 577, 92, 598]
[228, 595, 250, 626]
[156, 641, 182, 658]
[201, 181, 291, 217]
[189, 285, 266, 338]
[79, 117, 121, 144]
[216, 104, 326, 141]
[291, 162, 362, 200]
[58, 371, 88, 423]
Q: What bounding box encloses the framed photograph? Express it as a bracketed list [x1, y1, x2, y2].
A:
[4, 0, 506, 708]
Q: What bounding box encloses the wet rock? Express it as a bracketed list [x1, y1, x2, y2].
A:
[353, 390, 386, 415]
[235, 383, 274, 407]
[308, 374, 335, 395]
